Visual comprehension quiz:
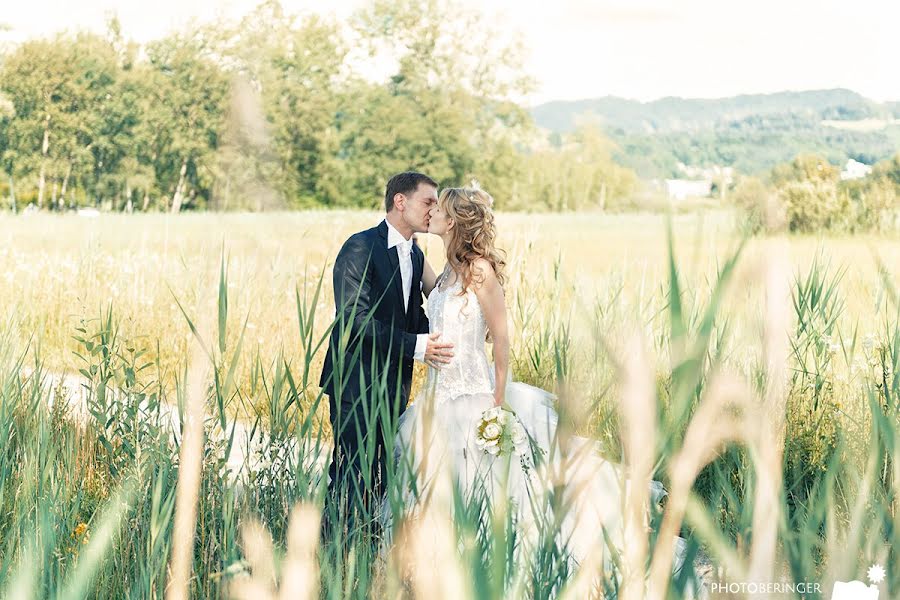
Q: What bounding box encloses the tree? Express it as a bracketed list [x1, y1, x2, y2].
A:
[345, 0, 536, 204]
[0, 36, 103, 208]
[871, 153, 900, 189]
[0, 91, 15, 210]
[517, 123, 636, 211]
[0, 32, 139, 210]
[772, 153, 839, 186]
[144, 30, 229, 212]
[731, 176, 773, 233]
[217, 2, 348, 208]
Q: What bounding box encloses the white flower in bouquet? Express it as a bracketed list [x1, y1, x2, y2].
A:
[484, 406, 503, 420]
[483, 422, 502, 440]
[510, 423, 527, 447]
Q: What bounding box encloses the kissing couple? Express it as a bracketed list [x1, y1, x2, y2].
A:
[319, 171, 695, 588]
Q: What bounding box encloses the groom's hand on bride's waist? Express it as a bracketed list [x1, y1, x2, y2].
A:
[422, 332, 454, 369]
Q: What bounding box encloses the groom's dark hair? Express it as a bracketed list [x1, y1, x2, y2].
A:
[385, 171, 437, 212]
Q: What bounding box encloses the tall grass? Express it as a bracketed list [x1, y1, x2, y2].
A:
[0, 216, 898, 598]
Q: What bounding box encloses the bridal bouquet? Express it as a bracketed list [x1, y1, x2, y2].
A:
[473, 406, 528, 457]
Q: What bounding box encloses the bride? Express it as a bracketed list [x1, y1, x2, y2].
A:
[383, 184, 695, 593]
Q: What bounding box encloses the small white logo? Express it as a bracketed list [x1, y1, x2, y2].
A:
[830, 563, 884, 600]
[867, 564, 886, 585]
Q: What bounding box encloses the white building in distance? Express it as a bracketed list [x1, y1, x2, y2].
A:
[840, 159, 873, 181]
[665, 179, 712, 200]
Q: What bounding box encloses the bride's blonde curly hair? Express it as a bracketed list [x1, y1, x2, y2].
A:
[438, 186, 507, 296]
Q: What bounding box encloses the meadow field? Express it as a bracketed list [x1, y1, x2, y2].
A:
[7, 209, 900, 383]
[1, 209, 899, 598]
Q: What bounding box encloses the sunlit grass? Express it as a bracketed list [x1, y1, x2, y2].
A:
[1, 209, 898, 598]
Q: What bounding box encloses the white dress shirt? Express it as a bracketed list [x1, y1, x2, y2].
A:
[384, 219, 428, 361]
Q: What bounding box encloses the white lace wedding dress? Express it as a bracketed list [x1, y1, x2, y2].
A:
[385, 273, 695, 591]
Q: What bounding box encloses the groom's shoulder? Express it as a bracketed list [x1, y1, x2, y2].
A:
[338, 225, 380, 255]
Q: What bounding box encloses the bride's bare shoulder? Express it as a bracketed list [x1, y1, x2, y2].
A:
[471, 257, 494, 275]
[470, 258, 498, 290]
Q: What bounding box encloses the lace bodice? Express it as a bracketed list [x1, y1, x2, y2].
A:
[422, 274, 494, 406]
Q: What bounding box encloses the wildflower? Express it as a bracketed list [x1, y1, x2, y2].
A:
[862, 333, 876, 352]
[224, 560, 250, 577]
[73, 523, 88, 537]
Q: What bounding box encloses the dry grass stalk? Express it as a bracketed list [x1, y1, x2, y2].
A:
[166, 316, 211, 600]
[618, 335, 656, 600]
[747, 240, 790, 592]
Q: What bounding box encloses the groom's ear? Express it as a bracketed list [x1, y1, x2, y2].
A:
[392, 192, 407, 212]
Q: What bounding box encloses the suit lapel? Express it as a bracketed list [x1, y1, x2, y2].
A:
[378, 221, 406, 312]
[406, 243, 423, 323]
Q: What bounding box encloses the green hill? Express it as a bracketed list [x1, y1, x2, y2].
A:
[532, 89, 900, 178]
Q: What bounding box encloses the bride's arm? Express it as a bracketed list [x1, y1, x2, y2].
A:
[422, 258, 437, 297]
[472, 258, 508, 407]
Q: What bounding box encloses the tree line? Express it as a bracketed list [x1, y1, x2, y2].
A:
[733, 152, 900, 233]
[0, 0, 635, 213]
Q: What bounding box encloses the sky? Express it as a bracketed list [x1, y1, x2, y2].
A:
[1, 0, 898, 105]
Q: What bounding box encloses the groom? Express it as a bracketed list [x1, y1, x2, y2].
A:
[320, 171, 454, 533]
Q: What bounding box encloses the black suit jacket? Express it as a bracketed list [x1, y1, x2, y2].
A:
[319, 220, 430, 410]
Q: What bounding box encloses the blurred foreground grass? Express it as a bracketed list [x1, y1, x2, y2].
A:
[0, 209, 898, 598]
